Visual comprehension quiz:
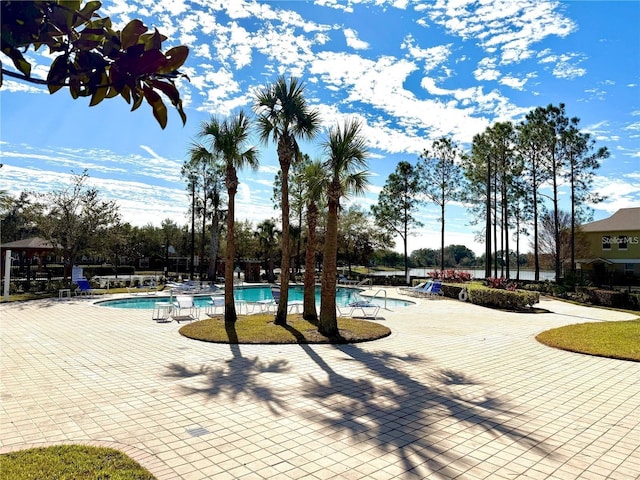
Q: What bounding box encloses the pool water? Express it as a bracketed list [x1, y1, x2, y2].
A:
[96, 285, 413, 309]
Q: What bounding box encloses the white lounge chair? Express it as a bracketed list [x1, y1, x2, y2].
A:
[338, 300, 380, 319]
[127, 280, 157, 296]
[405, 281, 436, 297]
[399, 281, 428, 293]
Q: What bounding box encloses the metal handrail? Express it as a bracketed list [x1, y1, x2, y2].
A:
[369, 288, 387, 309]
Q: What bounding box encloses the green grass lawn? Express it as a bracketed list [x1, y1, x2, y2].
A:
[179, 313, 391, 344]
[536, 318, 640, 361]
[0, 445, 155, 480]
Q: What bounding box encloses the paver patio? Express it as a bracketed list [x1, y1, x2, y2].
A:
[1, 291, 638, 479]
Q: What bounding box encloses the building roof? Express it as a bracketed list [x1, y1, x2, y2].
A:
[1, 237, 57, 250]
[581, 207, 640, 233]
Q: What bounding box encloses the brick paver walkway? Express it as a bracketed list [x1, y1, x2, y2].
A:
[1, 292, 638, 479]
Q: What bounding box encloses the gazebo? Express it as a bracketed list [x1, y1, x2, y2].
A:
[0, 237, 59, 277]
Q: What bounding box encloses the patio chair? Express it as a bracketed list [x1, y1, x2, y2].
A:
[246, 284, 279, 313]
[268, 285, 303, 313]
[205, 296, 225, 317]
[171, 295, 200, 322]
[270, 285, 281, 304]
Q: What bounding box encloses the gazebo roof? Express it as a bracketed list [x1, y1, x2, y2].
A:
[1, 237, 57, 250]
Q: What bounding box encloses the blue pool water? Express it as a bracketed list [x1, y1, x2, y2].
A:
[95, 285, 413, 309]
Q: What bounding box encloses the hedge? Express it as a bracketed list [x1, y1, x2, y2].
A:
[442, 282, 540, 310]
[467, 285, 540, 310]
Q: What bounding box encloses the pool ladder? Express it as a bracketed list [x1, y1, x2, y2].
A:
[368, 289, 388, 309]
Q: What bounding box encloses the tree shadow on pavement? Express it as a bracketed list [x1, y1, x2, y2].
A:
[296, 343, 554, 478]
[164, 321, 290, 415]
[162, 324, 554, 478]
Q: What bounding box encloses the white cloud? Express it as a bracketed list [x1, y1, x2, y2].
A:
[499, 74, 531, 90]
[473, 57, 500, 81]
[591, 175, 640, 213]
[344, 28, 370, 50]
[0, 80, 47, 95]
[401, 35, 451, 73]
[425, 0, 576, 65]
[538, 51, 587, 79]
[313, 0, 354, 13]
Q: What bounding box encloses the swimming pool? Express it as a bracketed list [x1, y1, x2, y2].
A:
[95, 285, 414, 309]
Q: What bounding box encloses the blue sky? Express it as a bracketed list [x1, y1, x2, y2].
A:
[1, 0, 639, 255]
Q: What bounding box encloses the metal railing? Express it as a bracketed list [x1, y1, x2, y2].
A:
[368, 288, 388, 309]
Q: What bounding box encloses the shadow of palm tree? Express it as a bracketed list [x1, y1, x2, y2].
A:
[164, 320, 290, 414]
[295, 343, 554, 478]
[162, 321, 554, 477]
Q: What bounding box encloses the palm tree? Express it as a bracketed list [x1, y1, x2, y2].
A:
[318, 119, 370, 337]
[255, 219, 279, 283]
[301, 160, 328, 321]
[196, 110, 258, 324]
[253, 76, 321, 326]
[181, 142, 222, 279]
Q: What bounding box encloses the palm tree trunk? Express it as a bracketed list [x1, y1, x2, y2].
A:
[303, 203, 318, 321]
[190, 181, 196, 280]
[225, 170, 238, 324]
[319, 192, 339, 337]
[200, 200, 207, 281]
[275, 139, 292, 325]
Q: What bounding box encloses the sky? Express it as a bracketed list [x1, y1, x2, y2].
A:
[1, 0, 639, 256]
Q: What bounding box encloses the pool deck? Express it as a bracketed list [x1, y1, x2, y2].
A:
[1, 290, 639, 479]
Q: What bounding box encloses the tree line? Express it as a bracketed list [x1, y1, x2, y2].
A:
[371, 102, 607, 284]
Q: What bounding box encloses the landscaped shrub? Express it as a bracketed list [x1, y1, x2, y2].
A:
[591, 289, 627, 308]
[628, 293, 640, 310]
[485, 277, 518, 291]
[428, 269, 472, 282]
[440, 283, 465, 299]
[467, 284, 540, 310]
[521, 281, 559, 295]
[440, 282, 540, 309]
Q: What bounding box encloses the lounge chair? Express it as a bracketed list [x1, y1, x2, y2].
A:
[399, 281, 429, 293]
[418, 281, 443, 299]
[338, 275, 357, 285]
[171, 295, 200, 322]
[338, 300, 380, 319]
[75, 278, 106, 297]
[403, 281, 433, 297]
[127, 280, 157, 296]
[167, 280, 200, 294]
